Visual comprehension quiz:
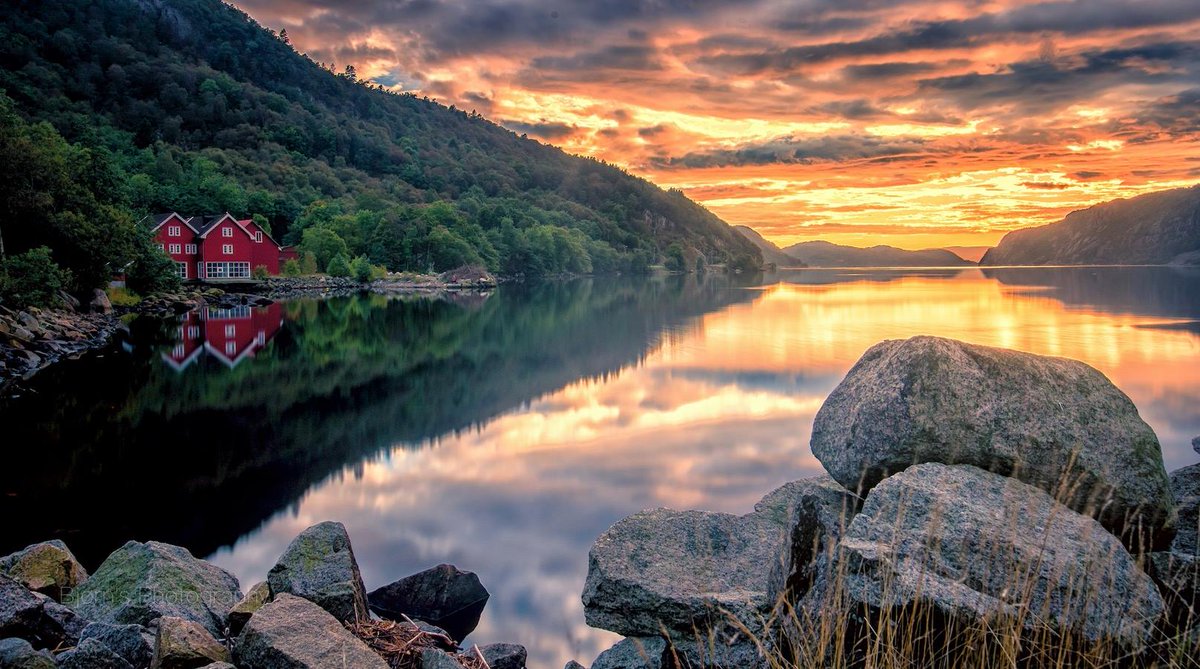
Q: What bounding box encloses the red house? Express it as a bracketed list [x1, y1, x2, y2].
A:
[144, 212, 298, 281]
[163, 303, 285, 370]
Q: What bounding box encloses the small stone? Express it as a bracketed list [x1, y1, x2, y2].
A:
[151, 616, 231, 669]
[234, 594, 388, 669]
[227, 581, 270, 636]
[57, 637, 134, 669]
[419, 648, 463, 669]
[476, 642, 527, 669]
[368, 564, 489, 642]
[0, 637, 56, 669]
[0, 540, 89, 601]
[79, 623, 155, 668]
[267, 521, 369, 623]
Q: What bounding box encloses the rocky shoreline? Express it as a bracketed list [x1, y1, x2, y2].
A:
[0, 298, 124, 398]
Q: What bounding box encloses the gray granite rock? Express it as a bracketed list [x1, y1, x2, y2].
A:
[368, 564, 488, 642]
[267, 522, 369, 623]
[762, 476, 860, 611]
[564, 662, 587, 669]
[57, 637, 134, 669]
[810, 336, 1176, 551]
[227, 581, 269, 636]
[79, 623, 155, 668]
[235, 594, 387, 669]
[475, 642, 527, 669]
[0, 637, 55, 669]
[830, 463, 1163, 650]
[1150, 463, 1200, 631]
[419, 648, 462, 669]
[0, 575, 84, 649]
[0, 540, 88, 601]
[68, 542, 241, 637]
[591, 637, 672, 669]
[150, 616, 231, 669]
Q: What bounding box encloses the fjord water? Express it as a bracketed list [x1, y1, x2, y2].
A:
[3, 267, 1199, 667]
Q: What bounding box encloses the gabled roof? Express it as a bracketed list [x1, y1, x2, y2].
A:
[141, 212, 197, 233]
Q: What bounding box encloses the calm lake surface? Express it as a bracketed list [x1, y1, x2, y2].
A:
[3, 266, 1199, 667]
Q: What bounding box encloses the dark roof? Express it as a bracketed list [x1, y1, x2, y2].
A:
[193, 213, 236, 237]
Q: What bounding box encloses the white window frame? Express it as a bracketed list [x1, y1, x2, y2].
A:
[254, 231, 263, 242]
[176, 262, 187, 279]
[202, 261, 250, 280]
[225, 341, 237, 356]
[185, 244, 197, 254]
[187, 326, 200, 339]
[169, 243, 181, 254]
[225, 324, 236, 337]
[168, 226, 180, 237]
[222, 227, 234, 237]
[222, 244, 234, 255]
[157, 243, 165, 251]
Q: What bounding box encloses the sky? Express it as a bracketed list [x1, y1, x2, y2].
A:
[230, 0, 1200, 249]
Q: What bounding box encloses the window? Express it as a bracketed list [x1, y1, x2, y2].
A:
[202, 262, 251, 280]
[225, 324, 236, 337]
[169, 243, 181, 254]
[222, 244, 234, 255]
[185, 244, 196, 254]
[257, 331, 266, 345]
[173, 344, 185, 357]
[176, 262, 187, 279]
[222, 227, 233, 237]
[254, 231, 263, 242]
[169, 226, 181, 237]
[157, 243, 165, 252]
[225, 341, 237, 356]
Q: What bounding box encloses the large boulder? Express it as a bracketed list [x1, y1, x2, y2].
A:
[227, 581, 270, 636]
[591, 637, 672, 669]
[0, 575, 85, 649]
[810, 336, 1175, 551]
[367, 564, 489, 642]
[79, 623, 155, 668]
[68, 541, 241, 637]
[57, 637, 134, 669]
[235, 593, 388, 669]
[1151, 463, 1200, 630]
[151, 616, 231, 669]
[0, 637, 55, 669]
[583, 476, 854, 649]
[824, 463, 1163, 655]
[267, 521, 368, 623]
[0, 540, 88, 601]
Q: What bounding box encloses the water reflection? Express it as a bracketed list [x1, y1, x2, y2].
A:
[2, 268, 1198, 668]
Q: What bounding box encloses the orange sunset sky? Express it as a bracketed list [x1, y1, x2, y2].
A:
[230, 0, 1200, 249]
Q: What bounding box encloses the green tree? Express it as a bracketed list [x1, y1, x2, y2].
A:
[282, 258, 301, 276]
[299, 227, 348, 270]
[326, 252, 350, 277]
[664, 243, 687, 273]
[126, 234, 181, 295]
[349, 255, 373, 283]
[0, 247, 72, 308]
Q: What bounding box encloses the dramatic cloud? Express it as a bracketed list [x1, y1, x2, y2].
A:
[231, 0, 1200, 248]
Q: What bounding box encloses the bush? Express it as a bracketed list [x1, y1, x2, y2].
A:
[300, 252, 319, 274]
[0, 246, 72, 308]
[127, 235, 181, 295]
[106, 285, 141, 307]
[252, 264, 270, 280]
[282, 258, 301, 276]
[349, 255, 373, 283]
[326, 253, 350, 277]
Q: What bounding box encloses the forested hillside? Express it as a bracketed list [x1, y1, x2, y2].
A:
[0, 0, 759, 295]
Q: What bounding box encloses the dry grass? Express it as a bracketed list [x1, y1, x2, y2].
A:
[345, 617, 491, 669]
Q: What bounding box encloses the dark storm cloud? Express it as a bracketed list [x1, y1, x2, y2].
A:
[530, 45, 664, 73]
[501, 119, 578, 139]
[652, 134, 934, 168]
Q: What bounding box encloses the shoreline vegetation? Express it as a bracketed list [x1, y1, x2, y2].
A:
[1, 335, 1196, 669]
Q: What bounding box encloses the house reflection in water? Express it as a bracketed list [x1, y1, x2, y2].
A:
[164, 303, 284, 370]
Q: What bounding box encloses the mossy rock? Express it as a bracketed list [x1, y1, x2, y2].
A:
[0, 540, 88, 602]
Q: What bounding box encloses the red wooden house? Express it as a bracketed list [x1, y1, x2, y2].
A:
[163, 303, 285, 370]
[144, 212, 298, 281]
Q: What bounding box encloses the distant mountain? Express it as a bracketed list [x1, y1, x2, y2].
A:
[734, 226, 805, 267]
[981, 186, 1200, 266]
[943, 246, 992, 263]
[782, 240, 973, 267]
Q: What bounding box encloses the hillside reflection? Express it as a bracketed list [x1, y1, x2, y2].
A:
[2, 268, 1198, 668]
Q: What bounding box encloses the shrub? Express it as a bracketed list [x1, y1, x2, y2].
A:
[300, 252, 319, 274]
[326, 253, 350, 277]
[349, 255, 373, 283]
[0, 247, 73, 308]
[282, 258, 301, 276]
[106, 285, 141, 307]
[252, 264, 270, 280]
[126, 236, 181, 295]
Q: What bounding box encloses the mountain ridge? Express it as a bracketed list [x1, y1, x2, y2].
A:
[783, 240, 974, 267]
[734, 226, 805, 267]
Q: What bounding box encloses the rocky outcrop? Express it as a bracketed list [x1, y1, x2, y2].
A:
[0, 540, 88, 601]
[782, 240, 972, 267]
[227, 582, 269, 636]
[235, 593, 388, 669]
[0, 637, 55, 668]
[810, 336, 1175, 551]
[68, 541, 241, 637]
[0, 306, 121, 396]
[151, 616, 232, 669]
[79, 622, 155, 668]
[267, 521, 369, 623]
[1151, 463, 1200, 630]
[367, 564, 489, 642]
[825, 463, 1163, 651]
